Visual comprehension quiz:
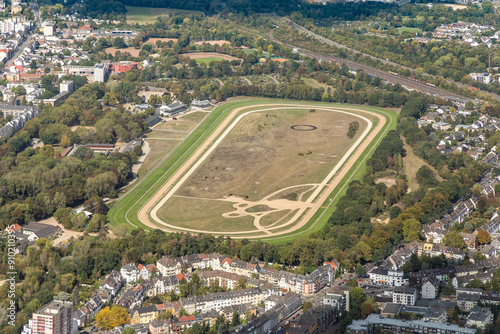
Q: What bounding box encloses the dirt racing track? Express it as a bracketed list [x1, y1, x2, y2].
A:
[132, 102, 389, 239]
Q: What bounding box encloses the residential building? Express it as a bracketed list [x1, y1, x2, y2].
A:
[42, 20, 56, 36]
[466, 306, 493, 330]
[392, 287, 417, 305]
[121, 263, 140, 283]
[94, 63, 110, 82]
[368, 267, 408, 286]
[460, 232, 478, 250]
[470, 73, 492, 84]
[286, 305, 336, 334]
[421, 275, 440, 299]
[347, 314, 476, 334]
[422, 308, 447, 323]
[32, 300, 73, 334]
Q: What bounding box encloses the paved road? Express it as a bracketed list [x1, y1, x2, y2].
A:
[5, 1, 41, 67]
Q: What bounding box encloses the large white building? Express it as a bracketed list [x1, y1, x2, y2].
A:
[392, 287, 417, 305]
[368, 267, 408, 286]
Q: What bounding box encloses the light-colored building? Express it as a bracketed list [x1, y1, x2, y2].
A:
[42, 20, 56, 36]
[466, 306, 493, 330]
[392, 287, 417, 305]
[94, 63, 110, 82]
[421, 275, 439, 299]
[121, 263, 140, 283]
[368, 267, 408, 286]
[32, 300, 73, 334]
[422, 308, 447, 323]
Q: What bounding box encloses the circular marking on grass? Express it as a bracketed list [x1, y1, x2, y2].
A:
[291, 125, 317, 131]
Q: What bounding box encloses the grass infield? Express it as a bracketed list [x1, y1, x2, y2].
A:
[107, 99, 397, 243]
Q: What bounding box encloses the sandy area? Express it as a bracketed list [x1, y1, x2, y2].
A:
[105, 47, 141, 57]
[70, 126, 95, 132]
[147, 38, 178, 44]
[194, 40, 230, 46]
[183, 52, 239, 61]
[442, 4, 467, 10]
[37, 216, 115, 245]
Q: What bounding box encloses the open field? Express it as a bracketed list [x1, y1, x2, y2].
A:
[126, 6, 203, 25]
[301, 77, 334, 92]
[196, 57, 225, 65]
[157, 196, 255, 232]
[194, 40, 230, 46]
[105, 47, 141, 57]
[177, 108, 367, 201]
[403, 138, 442, 191]
[107, 100, 398, 242]
[184, 53, 239, 61]
[442, 4, 468, 10]
[397, 27, 422, 34]
[154, 112, 207, 132]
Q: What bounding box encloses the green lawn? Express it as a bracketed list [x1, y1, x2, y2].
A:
[397, 27, 422, 34]
[126, 6, 203, 25]
[107, 100, 398, 243]
[195, 57, 224, 65]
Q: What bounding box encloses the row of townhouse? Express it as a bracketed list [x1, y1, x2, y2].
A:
[149, 312, 218, 334]
[382, 241, 464, 270]
[130, 287, 279, 325]
[456, 288, 500, 311]
[130, 302, 183, 325]
[75, 270, 123, 328]
[180, 286, 281, 314]
[408, 258, 500, 285]
[157, 253, 337, 295]
[140, 274, 184, 297]
[115, 285, 143, 310]
[236, 292, 302, 334]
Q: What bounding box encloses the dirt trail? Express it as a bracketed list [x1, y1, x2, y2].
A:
[136, 104, 386, 238]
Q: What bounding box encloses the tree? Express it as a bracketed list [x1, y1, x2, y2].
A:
[122, 328, 135, 334]
[443, 231, 467, 250]
[231, 311, 240, 327]
[268, 45, 274, 54]
[477, 230, 491, 245]
[302, 302, 313, 313]
[403, 219, 421, 242]
[60, 135, 71, 147]
[95, 306, 130, 330]
[236, 277, 247, 290]
[416, 165, 438, 187]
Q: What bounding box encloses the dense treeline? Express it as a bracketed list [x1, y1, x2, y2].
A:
[55, 0, 395, 20]
[0, 81, 150, 231]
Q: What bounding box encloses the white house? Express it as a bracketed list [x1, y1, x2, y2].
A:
[422, 275, 440, 299]
[121, 263, 140, 283]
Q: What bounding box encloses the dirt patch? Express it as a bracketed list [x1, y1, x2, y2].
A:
[375, 176, 396, 187]
[105, 47, 141, 57]
[194, 40, 231, 46]
[182, 52, 239, 61]
[70, 126, 95, 132]
[146, 38, 178, 44]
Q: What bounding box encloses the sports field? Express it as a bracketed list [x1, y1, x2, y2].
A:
[107, 99, 397, 242]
